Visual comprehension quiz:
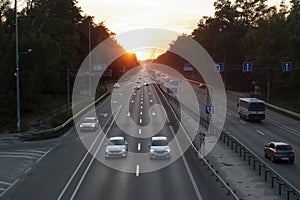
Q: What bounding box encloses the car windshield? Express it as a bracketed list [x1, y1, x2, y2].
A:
[109, 139, 125, 145]
[276, 145, 292, 150]
[83, 118, 96, 123]
[249, 103, 265, 111]
[152, 139, 168, 146]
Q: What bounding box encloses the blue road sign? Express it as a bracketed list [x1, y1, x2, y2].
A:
[282, 62, 292, 72]
[214, 62, 224, 72]
[205, 106, 214, 115]
[243, 62, 252, 72]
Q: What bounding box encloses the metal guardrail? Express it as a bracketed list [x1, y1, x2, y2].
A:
[156, 84, 241, 200]
[21, 91, 110, 140]
[161, 82, 300, 200]
[220, 131, 300, 200]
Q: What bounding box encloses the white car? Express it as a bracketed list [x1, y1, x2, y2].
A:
[79, 117, 99, 131]
[113, 83, 120, 88]
[133, 84, 140, 90]
[149, 136, 171, 159]
[105, 136, 128, 158]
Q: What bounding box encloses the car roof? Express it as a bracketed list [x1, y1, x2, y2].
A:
[239, 98, 264, 103]
[270, 142, 290, 146]
[109, 136, 124, 141]
[151, 136, 167, 141]
[84, 117, 97, 120]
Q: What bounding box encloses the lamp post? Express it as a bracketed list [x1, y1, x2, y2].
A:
[15, 0, 21, 132]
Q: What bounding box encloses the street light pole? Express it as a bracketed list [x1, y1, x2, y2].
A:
[15, 0, 21, 132]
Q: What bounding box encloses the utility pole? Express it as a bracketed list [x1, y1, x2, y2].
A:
[88, 19, 92, 100]
[15, 0, 21, 132]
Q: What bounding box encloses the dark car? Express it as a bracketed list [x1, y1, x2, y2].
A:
[264, 142, 294, 163]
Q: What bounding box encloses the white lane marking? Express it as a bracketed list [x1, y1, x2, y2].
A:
[256, 130, 265, 136]
[137, 143, 141, 151]
[118, 93, 122, 96]
[141, 98, 143, 101]
[136, 165, 140, 177]
[217, 106, 222, 110]
[68, 107, 122, 200]
[113, 101, 117, 104]
[0, 155, 38, 159]
[15, 149, 47, 154]
[0, 181, 11, 186]
[150, 99, 153, 103]
[127, 112, 131, 117]
[266, 118, 300, 137]
[240, 120, 246, 124]
[152, 112, 156, 116]
[25, 167, 32, 174]
[57, 108, 120, 200]
[35, 148, 52, 164]
[133, 93, 136, 96]
[141, 101, 143, 105]
[141, 106, 143, 109]
[140, 111, 143, 115]
[100, 113, 108, 117]
[0, 152, 42, 157]
[131, 100, 134, 103]
[0, 179, 19, 199]
[149, 92, 151, 95]
[139, 129, 142, 134]
[154, 82, 203, 200]
[226, 112, 232, 116]
[140, 119, 142, 124]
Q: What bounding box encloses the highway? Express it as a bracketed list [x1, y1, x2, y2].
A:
[1, 71, 227, 200]
[191, 83, 300, 191]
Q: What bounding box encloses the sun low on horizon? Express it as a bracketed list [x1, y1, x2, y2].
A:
[77, 0, 284, 60]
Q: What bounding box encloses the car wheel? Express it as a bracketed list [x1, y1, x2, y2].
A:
[271, 155, 275, 162]
[264, 151, 268, 158]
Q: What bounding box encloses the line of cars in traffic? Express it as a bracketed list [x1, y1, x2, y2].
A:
[79, 117, 171, 159]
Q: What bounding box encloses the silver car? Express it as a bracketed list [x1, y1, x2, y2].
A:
[149, 136, 171, 159]
[79, 117, 99, 131]
[105, 137, 128, 158]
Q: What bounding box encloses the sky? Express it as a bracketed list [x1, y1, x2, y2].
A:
[77, 0, 283, 60]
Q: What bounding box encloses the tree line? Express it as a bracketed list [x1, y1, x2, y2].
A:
[0, 0, 138, 127]
[156, 0, 300, 109]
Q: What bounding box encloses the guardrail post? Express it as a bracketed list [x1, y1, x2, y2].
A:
[227, 136, 230, 146]
[235, 143, 238, 153]
[264, 169, 270, 181]
[253, 159, 257, 170]
[258, 164, 263, 175]
[239, 146, 242, 157]
[279, 182, 284, 195]
[231, 139, 234, 149]
[271, 175, 277, 188]
[287, 189, 293, 200]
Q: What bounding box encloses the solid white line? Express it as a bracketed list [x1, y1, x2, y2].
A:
[240, 120, 246, 124]
[57, 108, 120, 200]
[0, 181, 11, 186]
[25, 167, 32, 174]
[226, 112, 232, 116]
[15, 149, 47, 154]
[69, 107, 122, 200]
[256, 130, 265, 136]
[0, 152, 42, 157]
[35, 148, 52, 164]
[139, 129, 142, 134]
[266, 118, 300, 137]
[136, 165, 140, 177]
[0, 155, 37, 159]
[0, 179, 19, 199]
[137, 143, 141, 151]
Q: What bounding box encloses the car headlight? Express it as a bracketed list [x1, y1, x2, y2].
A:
[122, 149, 126, 152]
[166, 148, 170, 153]
[91, 124, 96, 127]
[80, 124, 83, 128]
[150, 149, 155, 153]
[105, 149, 109, 153]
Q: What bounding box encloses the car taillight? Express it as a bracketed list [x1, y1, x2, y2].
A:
[273, 149, 277, 154]
[291, 149, 295, 154]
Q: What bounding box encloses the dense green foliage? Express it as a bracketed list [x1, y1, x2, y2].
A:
[156, 0, 300, 109]
[0, 0, 138, 129]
